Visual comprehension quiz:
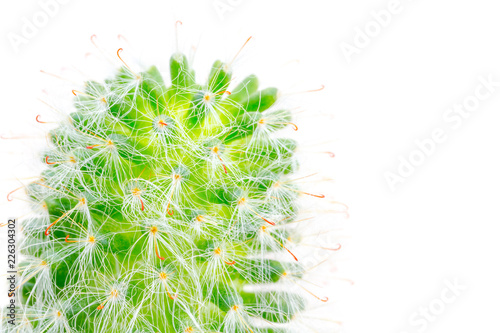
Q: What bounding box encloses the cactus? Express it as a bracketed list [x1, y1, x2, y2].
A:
[7, 37, 339, 333]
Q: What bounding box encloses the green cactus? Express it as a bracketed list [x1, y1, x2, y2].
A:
[8, 39, 335, 333]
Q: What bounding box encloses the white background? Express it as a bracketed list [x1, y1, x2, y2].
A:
[1, 0, 500, 332]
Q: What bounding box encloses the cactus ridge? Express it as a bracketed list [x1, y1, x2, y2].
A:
[11, 46, 330, 333]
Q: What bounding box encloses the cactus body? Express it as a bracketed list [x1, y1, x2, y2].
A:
[10, 43, 332, 333]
